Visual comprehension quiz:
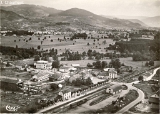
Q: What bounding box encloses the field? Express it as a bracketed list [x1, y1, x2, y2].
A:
[60, 57, 160, 69]
[1, 35, 115, 54]
[134, 82, 156, 99]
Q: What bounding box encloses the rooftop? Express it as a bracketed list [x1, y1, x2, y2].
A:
[110, 84, 122, 92]
[37, 60, 48, 64]
[61, 89, 71, 94]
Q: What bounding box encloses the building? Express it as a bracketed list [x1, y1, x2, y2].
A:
[32, 70, 54, 82]
[106, 84, 122, 94]
[49, 73, 63, 81]
[34, 60, 52, 70]
[98, 68, 117, 79]
[109, 70, 117, 79]
[0, 78, 22, 92]
[71, 90, 78, 98]
[59, 66, 76, 73]
[71, 64, 80, 67]
[149, 93, 159, 111]
[58, 89, 71, 100]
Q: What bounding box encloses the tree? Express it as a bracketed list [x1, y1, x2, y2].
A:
[87, 43, 90, 46]
[149, 60, 154, 66]
[37, 45, 41, 50]
[110, 59, 121, 69]
[50, 83, 59, 91]
[34, 55, 40, 61]
[95, 54, 101, 60]
[16, 45, 18, 49]
[145, 61, 149, 66]
[52, 60, 60, 68]
[102, 61, 107, 69]
[86, 77, 93, 85]
[138, 76, 144, 82]
[94, 61, 102, 69]
[6, 62, 10, 67]
[74, 78, 82, 86]
[87, 63, 93, 68]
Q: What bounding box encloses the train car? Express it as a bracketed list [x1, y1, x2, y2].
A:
[70, 102, 77, 108]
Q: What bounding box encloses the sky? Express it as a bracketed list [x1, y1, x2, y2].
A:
[1, 0, 160, 16]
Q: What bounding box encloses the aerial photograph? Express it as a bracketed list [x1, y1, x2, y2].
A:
[0, 0, 159, 113]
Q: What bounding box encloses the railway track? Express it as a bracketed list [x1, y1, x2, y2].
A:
[42, 84, 110, 113]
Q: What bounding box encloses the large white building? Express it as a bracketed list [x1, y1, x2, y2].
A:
[34, 60, 52, 69]
[59, 66, 76, 73]
[98, 68, 117, 79]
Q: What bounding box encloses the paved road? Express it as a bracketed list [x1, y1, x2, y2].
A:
[117, 67, 160, 113]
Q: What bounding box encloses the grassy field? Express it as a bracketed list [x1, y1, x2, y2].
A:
[60, 57, 160, 69]
[134, 82, 156, 99]
[1, 35, 115, 54]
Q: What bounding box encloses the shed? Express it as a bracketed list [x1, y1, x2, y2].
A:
[106, 84, 122, 94]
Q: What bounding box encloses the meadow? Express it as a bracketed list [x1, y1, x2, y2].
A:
[1, 34, 115, 54]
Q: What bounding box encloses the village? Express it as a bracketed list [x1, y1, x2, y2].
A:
[0, 29, 159, 113]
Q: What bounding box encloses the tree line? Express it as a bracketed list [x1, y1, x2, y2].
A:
[5, 30, 34, 36]
[0, 46, 39, 59]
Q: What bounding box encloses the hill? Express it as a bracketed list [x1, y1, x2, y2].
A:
[49, 8, 144, 29]
[1, 5, 146, 30]
[128, 19, 148, 27]
[1, 9, 24, 21]
[141, 16, 160, 27]
[0, 9, 30, 30]
[1, 4, 62, 18]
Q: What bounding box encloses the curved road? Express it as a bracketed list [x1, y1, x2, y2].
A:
[117, 67, 160, 113]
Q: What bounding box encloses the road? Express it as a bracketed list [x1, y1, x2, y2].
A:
[117, 67, 160, 113]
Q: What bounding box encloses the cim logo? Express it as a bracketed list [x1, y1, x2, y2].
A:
[6, 105, 20, 112]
